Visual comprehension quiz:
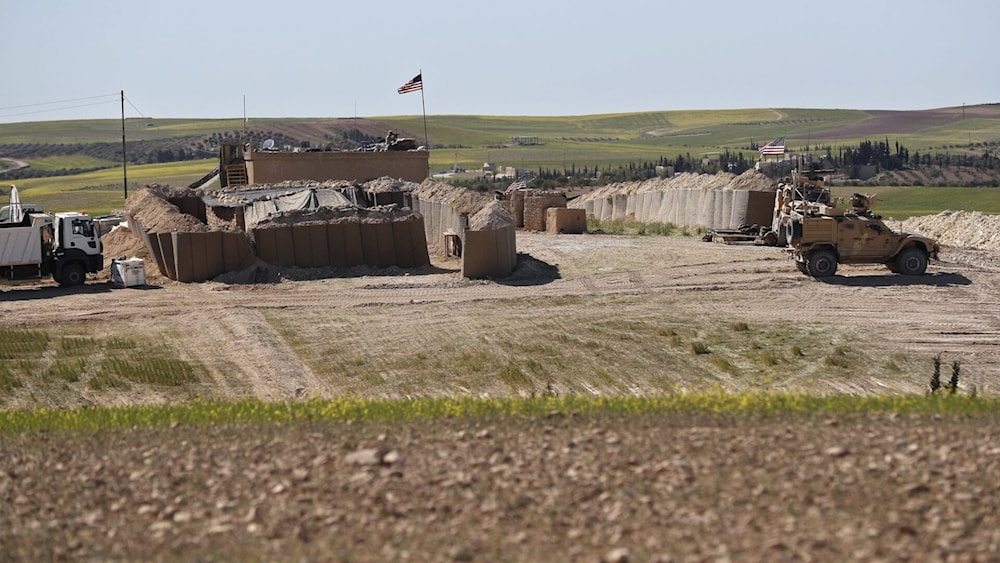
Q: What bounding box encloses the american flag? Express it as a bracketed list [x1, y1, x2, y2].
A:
[505, 179, 527, 193]
[397, 73, 423, 94]
[759, 136, 785, 156]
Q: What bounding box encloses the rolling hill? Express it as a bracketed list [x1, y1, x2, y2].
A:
[1, 105, 998, 214]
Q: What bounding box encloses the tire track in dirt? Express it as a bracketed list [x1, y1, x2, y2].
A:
[176, 308, 326, 400]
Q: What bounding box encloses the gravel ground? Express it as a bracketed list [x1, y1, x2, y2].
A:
[3, 226, 1000, 561]
[3, 413, 1000, 561]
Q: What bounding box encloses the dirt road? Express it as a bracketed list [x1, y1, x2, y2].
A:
[2, 233, 998, 403]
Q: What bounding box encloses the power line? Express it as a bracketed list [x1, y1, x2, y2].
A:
[0, 99, 120, 119]
[0, 93, 119, 112]
[123, 95, 148, 119]
[0, 92, 152, 120]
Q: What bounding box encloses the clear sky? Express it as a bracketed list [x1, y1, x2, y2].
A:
[2, 0, 997, 124]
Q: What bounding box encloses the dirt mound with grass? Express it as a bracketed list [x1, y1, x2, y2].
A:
[899, 210, 1000, 251]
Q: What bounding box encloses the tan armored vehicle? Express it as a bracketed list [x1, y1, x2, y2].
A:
[786, 193, 939, 277]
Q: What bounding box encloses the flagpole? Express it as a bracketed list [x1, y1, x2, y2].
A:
[419, 69, 429, 150]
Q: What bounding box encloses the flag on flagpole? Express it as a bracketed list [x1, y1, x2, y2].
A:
[759, 136, 785, 156]
[505, 179, 527, 193]
[397, 73, 423, 94]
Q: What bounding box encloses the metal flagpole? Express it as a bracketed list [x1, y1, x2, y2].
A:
[419, 69, 429, 150]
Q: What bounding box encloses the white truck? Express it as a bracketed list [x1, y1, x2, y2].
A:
[1, 209, 103, 286]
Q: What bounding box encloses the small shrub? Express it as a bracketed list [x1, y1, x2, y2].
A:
[88, 374, 129, 391]
[948, 360, 961, 395]
[930, 354, 942, 393]
[824, 355, 849, 368]
[788, 345, 803, 358]
[731, 322, 750, 332]
[690, 342, 710, 355]
[710, 357, 738, 375]
[47, 361, 83, 383]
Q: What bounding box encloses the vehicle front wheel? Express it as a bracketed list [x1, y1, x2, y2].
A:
[59, 263, 86, 287]
[806, 249, 838, 277]
[895, 247, 928, 275]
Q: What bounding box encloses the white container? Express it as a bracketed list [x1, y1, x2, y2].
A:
[111, 257, 146, 288]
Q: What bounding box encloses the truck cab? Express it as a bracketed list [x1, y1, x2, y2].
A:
[51, 212, 103, 285]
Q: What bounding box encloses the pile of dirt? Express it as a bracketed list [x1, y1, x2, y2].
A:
[413, 179, 492, 215]
[253, 205, 419, 228]
[98, 224, 166, 283]
[468, 199, 514, 230]
[125, 185, 208, 234]
[364, 176, 420, 193]
[899, 210, 1000, 251]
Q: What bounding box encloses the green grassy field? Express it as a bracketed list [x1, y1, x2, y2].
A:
[8, 161, 999, 218]
[1, 393, 992, 434]
[3, 107, 999, 215]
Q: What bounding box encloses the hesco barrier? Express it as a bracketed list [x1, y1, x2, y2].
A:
[251, 216, 429, 270]
[570, 171, 777, 230]
[462, 226, 516, 279]
[127, 210, 256, 283]
[546, 208, 587, 234]
[506, 190, 567, 231]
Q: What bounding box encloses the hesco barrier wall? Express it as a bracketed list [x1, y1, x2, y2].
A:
[507, 190, 567, 231]
[570, 170, 776, 230]
[546, 208, 587, 234]
[463, 200, 517, 279]
[250, 214, 429, 270]
[126, 185, 428, 283]
[410, 180, 492, 253]
[462, 227, 516, 279]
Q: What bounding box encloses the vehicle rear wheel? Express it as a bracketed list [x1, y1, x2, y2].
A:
[59, 263, 86, 287]
[806, 249, 838, 277]
[895, 247, 928, 275]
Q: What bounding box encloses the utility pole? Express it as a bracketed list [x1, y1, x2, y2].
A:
[120, 90, 128, 200]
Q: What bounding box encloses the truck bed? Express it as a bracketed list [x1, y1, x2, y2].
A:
[0, 222, 43, 266]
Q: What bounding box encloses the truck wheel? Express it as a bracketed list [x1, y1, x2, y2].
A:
[895, 247, 928, 275]
[806, 249, 838, 277]
[59, 264, 86, 287]
[786, 219, 802, 246]
[776, 224, 788, 247]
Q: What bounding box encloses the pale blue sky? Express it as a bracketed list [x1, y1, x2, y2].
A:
[2, 0, 996, 123]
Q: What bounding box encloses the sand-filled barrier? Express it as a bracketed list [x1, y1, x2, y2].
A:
[121, 181, 443, 283]
[250, 206, 429, 270]
[462, 200, 516, 279]
[570, 170, 775, 230]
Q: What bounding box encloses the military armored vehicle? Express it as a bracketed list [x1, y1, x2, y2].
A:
[786, 193, 939, 277]
[767, 167, 833, 247]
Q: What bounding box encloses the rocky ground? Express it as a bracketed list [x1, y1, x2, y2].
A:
[3, 211, 1000, 560]
[3, 413, 1000, 561]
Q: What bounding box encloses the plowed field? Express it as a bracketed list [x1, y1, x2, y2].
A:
[3, 233, 1000, 561]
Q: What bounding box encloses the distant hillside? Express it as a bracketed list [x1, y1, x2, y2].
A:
[1, 105, 998, 186]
